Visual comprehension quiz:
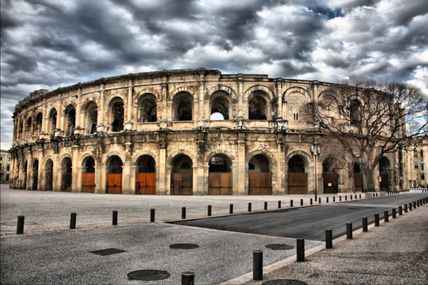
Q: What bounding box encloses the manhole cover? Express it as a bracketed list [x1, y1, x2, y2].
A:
[169, 243, 199, 249]
[90, 248, 126, 256]
[127, 270, 170, 281]
[262, 279, 308, 285]
[265, 244, 294, 250]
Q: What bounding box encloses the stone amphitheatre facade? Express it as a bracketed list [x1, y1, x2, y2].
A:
[9, 69, 404, 195]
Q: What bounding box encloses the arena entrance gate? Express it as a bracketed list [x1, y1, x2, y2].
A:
[61, 157, 72, 192]
[82, 156, 95, 193]
[208, 154, 232, 195]
[248, 154, 272, 195]
[106, 156, 122, 194]
[322, 157, 339, 194]
[171, 154, 193, 195]
[45, 159, 53, 191]
[136, 155, 156, 195]
[353, 163, 363, 192]
[32, 159, 39, 190]
[287, 155, 308, 194]
[379, 156, 391, 192]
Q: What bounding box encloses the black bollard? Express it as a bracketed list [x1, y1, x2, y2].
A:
[350, 195, 353, 200]
[230, 204, 234, 214]
[359, 194, 362, 199]
[300, 199, 303, 206]
[333, 196, 336, 202]
[112, 210, 118, 225]
[346, 223, 353, 239]
[296, 238, 305, 262]
[339, 196, 342, 202]
[325, 229, 333, 249]
[384, 211, 389, 222]
[404, 204, 408, 213]
[310, 198, 313, 205]
[290, 200, 294, 207]
[318, 197, 321, 204]
[392, 208, 396, 219]
[182, 272, 195, 285]
[409, 203, 413, 211]
[17, 215, 25, 235]
[398, 206, 402, 215]
[326, 197, 329, 203]
[355, 194, 358, 199]
[413, 201, 416, 208]
[208, 205, 212, 216]
[362, 217, 368, 232]
[374, 213, 380, 226]
[264, 202, 268, 210]
[253, 250, 263, 281]
[182, 207, 186, 219]
[248, 202, 252, 212]
[278, 201, 281, 209]
[70, 213, 77, 229]
[150, 209, 155, 222]
[345, 196, 348, 201]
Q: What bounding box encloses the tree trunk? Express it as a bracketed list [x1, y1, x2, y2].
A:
[362, 163, 376, 192]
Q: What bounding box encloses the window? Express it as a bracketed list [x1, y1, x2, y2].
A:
[350, 99, 361, 125]
[249, 93, 268, 120]
[293, 113, 299, 120]
[421, 163, 425, 171]
[421, 150, 424, 158]
[421, 173, 425, 180]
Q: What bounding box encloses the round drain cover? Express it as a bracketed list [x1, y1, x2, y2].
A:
[262, 279, 308, 285]
[169, 243, 199, 249]
[127, 270, 170, 281]
[265, 244, 294, 250]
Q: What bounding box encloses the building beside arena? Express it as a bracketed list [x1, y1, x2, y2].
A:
[407, 136, 427, 189]
[0, 150, 11, 183]
[9, 69, 406, 195]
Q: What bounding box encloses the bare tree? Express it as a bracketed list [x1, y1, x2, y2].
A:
[303, 81, 428, 192]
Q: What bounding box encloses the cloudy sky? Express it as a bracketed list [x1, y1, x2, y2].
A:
[1, 0, 428, 149]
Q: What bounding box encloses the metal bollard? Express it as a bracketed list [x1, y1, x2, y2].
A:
[362, 217, 368, 232]
[290, 200, 294, 207]
[150, 209, 155, 222]
[300, 199, 303, 206]
[17, 216, 25, 235]
[182, 272, 195, 285]
[350, 195, 353, 200]
[296, 238, 305, 262]
[182, 207, 186, 219]
[384, 211, 389, 222]
[359, 194, 362, 199]
[248, 202, 252, 212]
[339, 196, 342, 202]
[310, 198, 313, 205]
[326, 197, 329, 203]
[278, 201, 281, 209]
[70, 213, 77, 229]
[112, 210, 118, 225]
[392, 208, 396, 219]
[318, 197, 321, 204]
[413, 201, 417, 208]
[346, 223, 353, 239]
[404, 204, 408, 213]
[374, 213, 380, 226]
[208, 205, 212, 216]
[253, 250, 263, 281]
[333, 196, 336, 202]
[264, 202, 268, 210]
[409, 203, 413, 211]
[398, 206, 402, 215]
[230, 204, 234, 214]
[345, 196, 348, 201]
[325, 229, 333, 249]
[355, 194, 358, 199]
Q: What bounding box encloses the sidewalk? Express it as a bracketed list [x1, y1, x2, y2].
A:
[243, 204, 428, 285]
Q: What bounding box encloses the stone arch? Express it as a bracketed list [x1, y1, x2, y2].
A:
[243, 85, 275, 102]
[82, 100, 98, 134]
[108, 96, 125, 132]
[135, 154, 157, 194]
[322, 156, 339, 194]
[206, 152, 234, 195]
[205, 150, 236, 164]
[136, 93, 157, 122]
[282, 86, 311, 102]
[172, 91, 193, 121]
[210, 91, 231, 120]
[207, 84, 237, 101]
[170, 153, 193, 195]
[285, 150, 310, 171]
[247, 152, 273, 195]
[81, 155, 96, 193]
[134, 88, 162, 102]
[48, 108, 57, 135]
[167, 149, 196, 168]
[286, 150, 310, 194]
[64, 104, 76, 136]
[44, 158, 54, 191]
[169, 86, 196, 101]
[105, 154, 123, 194]
[60, 156, 72, 192]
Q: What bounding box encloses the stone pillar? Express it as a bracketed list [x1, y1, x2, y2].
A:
[158, 143, 167, 194]
[26, 151, 32, 190]
[125, 80, 134, 130]
[275, 142, 284, 194]
[97, 84, 106, 132]
[71, 144, 80, 192]
[95, 158, 104, 193]
[122, 156, 133, 194]
[236, 132, 246, 195]
[237, 75, 244, 118]
[36, 150, 43, 190]
[198, 72, 205, 127]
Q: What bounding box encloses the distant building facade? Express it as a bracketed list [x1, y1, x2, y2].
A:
[407, 137, 427, 188]
[0, 150, 11, 183]
[9, 69, 405, 194]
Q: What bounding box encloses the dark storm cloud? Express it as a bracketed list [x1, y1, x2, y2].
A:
[1, 0, 427, 148]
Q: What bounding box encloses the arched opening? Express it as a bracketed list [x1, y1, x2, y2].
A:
[61, 157, 72, 192]
[110, 98, 124, 132]
[23, 160, 28, 189]
[138, 94, 157, 122]
[136, 155, 156, 195]
[106, 155, 123, 194]
[19, 121, 23, 136]
[249, 92, 268, 120]
[65, 105, 76, 136]
[45, 159, 53, 191]
[36, 112, 43, 133]
[287, 155, 308, 194]
[248, 154, 272, 195]
[208, 154, 232, 195]
[32, 159, 39, 190]
[379, 156, 391, 192]
[350, 99, 361, 125]
[173, 92, 193, 121]
[26, 117, 32, 134]
[322, 157, 339, 194]
[171, 154, 193, 195]
[84, 101, 98, 134]
[48, 108, 57, 136]
[82, 156, 95, 193]
[210, 93, 229, 120]
[353, 162, 363, 192]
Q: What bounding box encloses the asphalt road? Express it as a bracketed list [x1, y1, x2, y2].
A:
[174, 193, 428, 241]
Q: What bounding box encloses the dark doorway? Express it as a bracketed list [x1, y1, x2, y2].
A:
[322, 157, 339, 194]
[136, 155, 156, 194]
[82, 156, 95, 193]
[288, 155, 308, 194]
[45, 159, 53, 191]
[208, 155, 232, 195]
[171, 154, 193, 195]
[353, 163, 363, 192]
[379, 156, 391, 192]
[248, 154, 272, 195]
[32, 160, 39, 190]
[106, 156, 123, 194]
[61, 157, 72, 192]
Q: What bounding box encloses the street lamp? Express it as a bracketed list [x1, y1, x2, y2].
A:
[311, 144, 321, 200]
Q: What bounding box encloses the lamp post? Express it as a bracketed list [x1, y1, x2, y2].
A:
[311, 144, 321, 201]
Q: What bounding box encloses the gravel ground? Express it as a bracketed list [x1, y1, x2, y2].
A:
[0, 185, 368, 236]
[242, 203, 428, 285]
